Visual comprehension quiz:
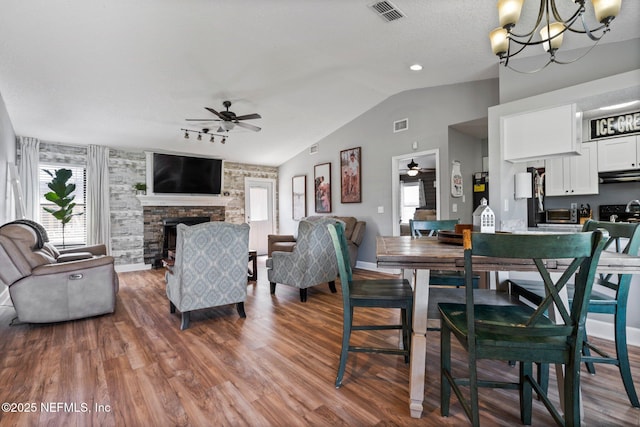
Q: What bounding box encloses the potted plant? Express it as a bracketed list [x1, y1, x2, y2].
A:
[43, 168, 84, 248]
[133, 182, 147, 195]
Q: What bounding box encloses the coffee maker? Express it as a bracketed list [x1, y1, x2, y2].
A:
[526, 166, 545, 227]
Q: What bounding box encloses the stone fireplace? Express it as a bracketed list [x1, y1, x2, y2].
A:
[138, 194, 232, 266]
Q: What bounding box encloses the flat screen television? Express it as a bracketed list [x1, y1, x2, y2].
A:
[153, 153, 223, 194]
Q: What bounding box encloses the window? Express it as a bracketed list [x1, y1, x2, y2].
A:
[39, 164, 87, 246]
[400, 181, 420, 223]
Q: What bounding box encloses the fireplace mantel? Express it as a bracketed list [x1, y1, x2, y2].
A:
[137, 194, 233, 207]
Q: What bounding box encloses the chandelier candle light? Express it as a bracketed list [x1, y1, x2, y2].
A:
[489, 0, 622, 72]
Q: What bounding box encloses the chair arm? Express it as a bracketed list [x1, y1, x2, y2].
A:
[350, 222, 366, 247]
[30, 256, 115, 276]
[59, 244, 107, 256]
[267, 234, 296, 256]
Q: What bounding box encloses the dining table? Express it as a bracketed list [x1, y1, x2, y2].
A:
[376, 234, 640, 419]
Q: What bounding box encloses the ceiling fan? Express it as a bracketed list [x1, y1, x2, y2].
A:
[186, 100, 262, 132]
[399, 159, 433, 176]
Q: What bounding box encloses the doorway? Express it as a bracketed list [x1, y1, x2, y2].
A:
[391, 149, 440, 236]
[244, 178, 276, 255]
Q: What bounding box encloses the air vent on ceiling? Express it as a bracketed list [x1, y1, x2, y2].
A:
[309, 143, 319, 155]
[394, 118, 409, 133]
[369, 1, 405, 22]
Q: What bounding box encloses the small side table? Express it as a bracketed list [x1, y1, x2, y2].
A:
[248, 250, 258, 282]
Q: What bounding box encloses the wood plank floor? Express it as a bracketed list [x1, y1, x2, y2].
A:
[1, 259, 639, 426]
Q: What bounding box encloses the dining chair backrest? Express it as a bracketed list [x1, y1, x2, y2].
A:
[410, 219, 458, 237]
[463, 229, 608, 340]
[582, 219, 640, 295]
[328, 222, 352, 296]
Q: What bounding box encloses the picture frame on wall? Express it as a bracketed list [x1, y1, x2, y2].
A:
[292, 175, 307, 220]
[340, 146, 361, 203]
[314, 162, 332, 213]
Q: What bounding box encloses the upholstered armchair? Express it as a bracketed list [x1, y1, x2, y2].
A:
[165, 221, 250, 330]
[266, 217, 339, 302]
[0, 220, 118, 323]
[267, 216, 365, 268]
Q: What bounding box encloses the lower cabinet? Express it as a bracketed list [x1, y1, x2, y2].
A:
[545, 141, 599, 196]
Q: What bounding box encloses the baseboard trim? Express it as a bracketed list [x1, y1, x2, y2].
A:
[586, 318, 640, 347]
[115, 263, 151, 273]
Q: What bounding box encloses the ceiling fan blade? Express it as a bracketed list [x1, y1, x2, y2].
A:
[234, 121, 261, 132]
[185, 118, 221, 122]
[204, 107, 225, 120]
[234, 113, 261, 121]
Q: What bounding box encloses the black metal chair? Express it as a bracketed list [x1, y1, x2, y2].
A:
[509, 220, 640, 408]
[327, 222, 413, 388]
[439, 229, 608, 426]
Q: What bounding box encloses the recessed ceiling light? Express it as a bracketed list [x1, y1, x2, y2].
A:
[409, 64, 423, 71]
[599, 100, 640, 111]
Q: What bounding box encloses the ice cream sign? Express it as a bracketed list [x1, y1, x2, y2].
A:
[590, 110, 640, 140]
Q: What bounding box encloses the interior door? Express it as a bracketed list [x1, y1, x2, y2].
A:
[245, 178, 275, 255]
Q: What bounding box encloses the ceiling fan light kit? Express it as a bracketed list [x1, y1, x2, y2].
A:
[182, 100, 262, 144]
[407, 159, 420, 176]
[489, 0, 622, 73]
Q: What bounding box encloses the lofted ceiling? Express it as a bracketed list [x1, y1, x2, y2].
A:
[1, 1, 638, 166]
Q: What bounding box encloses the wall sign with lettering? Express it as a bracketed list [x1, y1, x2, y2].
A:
[590, 110, 640, 140]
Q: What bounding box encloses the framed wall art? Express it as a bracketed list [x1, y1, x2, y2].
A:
[292, 175, 307, 220]
[314, 162, 331, 213]
[340, 147, 361, 203]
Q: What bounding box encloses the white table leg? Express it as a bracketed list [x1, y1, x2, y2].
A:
[407, 268, 429, 418]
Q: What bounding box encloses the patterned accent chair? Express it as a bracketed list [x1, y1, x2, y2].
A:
[266, 217, 339, 302]
[165, 221, 250, 330]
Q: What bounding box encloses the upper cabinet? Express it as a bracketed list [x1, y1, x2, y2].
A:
[502, 104, 582, 163]
[597, 135, 640, 171]
[545, 141, 599, 196]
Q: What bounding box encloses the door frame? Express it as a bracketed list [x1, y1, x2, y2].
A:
[244, 177, 276, 250]
[391, 149, 441, 236]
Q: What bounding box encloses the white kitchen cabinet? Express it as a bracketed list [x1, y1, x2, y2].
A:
[503, 104, 582, 163]
[545, 141, 599, 196]
[597, 135, 640, 171]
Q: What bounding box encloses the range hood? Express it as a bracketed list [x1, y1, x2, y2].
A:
[599, 169, 640, 184]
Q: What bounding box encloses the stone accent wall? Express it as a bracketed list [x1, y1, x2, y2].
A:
[223, 161, 279, 225]
[142, 206, 225, 265]
[109, 149, 146, 265]
[21, 141, 278, 266]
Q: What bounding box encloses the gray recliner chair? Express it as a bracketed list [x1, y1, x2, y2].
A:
[0, 220, 118, 323]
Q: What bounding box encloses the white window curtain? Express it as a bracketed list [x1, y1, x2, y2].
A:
[17, 136, 40, 221]
[86, 145, 111, 253]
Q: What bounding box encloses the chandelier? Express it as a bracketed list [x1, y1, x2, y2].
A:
[489, 0, 622, 73]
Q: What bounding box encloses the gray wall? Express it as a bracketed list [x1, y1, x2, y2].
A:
[278, 78, 499, 265]
[0, 91, 16, 225]
[447, 128, 484, 223]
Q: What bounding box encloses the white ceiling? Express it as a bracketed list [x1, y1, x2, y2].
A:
[1, 1, 639, 166]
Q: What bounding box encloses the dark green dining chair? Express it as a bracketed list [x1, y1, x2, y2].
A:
[327, 222, 413, 388]
[409, 219, 479, 289]
[509, 220, 640, 408]
[439, 229, 608, 426]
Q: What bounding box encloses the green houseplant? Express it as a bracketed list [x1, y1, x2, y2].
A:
[43, 168, 84, 247]
[133, 182, 147, 195]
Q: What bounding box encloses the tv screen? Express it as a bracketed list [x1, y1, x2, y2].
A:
[153, 153, 223, 194]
